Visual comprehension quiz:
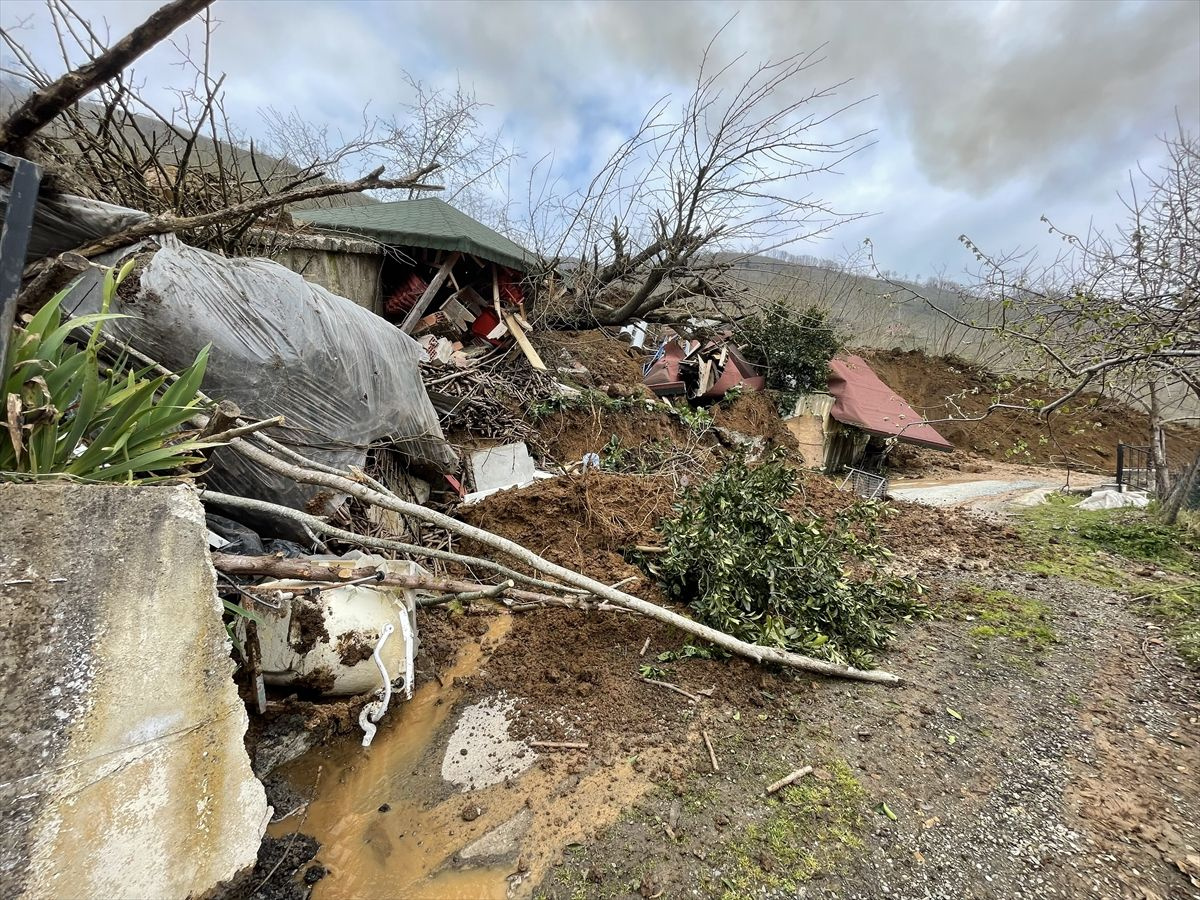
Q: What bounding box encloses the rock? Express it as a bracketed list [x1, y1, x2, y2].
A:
[461, 803, 484, 822]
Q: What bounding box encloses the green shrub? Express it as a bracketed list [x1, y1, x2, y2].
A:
[736, 302, 841, 395]
[2, 265, 214, 483]
[645, 454, 925, 668]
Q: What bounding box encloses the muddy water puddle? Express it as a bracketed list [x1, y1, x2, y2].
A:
[273, 615, 665, 898]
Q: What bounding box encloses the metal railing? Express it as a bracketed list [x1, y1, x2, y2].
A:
[1115, 443, 1153, 493]
[839, 466, 889, 500]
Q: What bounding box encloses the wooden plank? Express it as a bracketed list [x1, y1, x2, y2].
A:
[504, 313, 546, 370]
[400, 252, 460, 334]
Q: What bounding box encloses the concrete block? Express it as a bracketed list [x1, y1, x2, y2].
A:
[471, 442, 537, 493]
[0, 484, 269, 899]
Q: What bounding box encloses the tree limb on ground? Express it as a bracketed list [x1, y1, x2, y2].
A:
[201, 488, 584, 596]
[0, 0, 214, 154]
[227, 433, 901, 684]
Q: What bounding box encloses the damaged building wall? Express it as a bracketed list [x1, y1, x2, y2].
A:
[266, 232, 385, 314]
[0, 484, 269, 900]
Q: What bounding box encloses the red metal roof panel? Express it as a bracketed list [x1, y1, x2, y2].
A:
[827, 355, 954, 451]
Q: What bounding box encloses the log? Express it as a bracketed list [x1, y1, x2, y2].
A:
[766, 765, 813, 795]
[210, 553, 570, 608]
[201, 489, 579, 595]
[226, 436, 901, 684]
[0, 0, 215, 153]
[401, 252, 461, 334]
[530, 741, 589, 750]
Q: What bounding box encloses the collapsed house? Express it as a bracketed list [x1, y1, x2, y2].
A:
[784, 354, 953, 472]
[290, 198, 543, 368]
[643, 329, 766, 400]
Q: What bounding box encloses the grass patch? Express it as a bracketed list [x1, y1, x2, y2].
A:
[953, 587, 1058, 650]
[713, 759, 866, 899]
[1017, 496, 1199, 667]
[1144, 582, 1200, 668]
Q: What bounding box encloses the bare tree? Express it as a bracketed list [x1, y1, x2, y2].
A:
[527, 34, 872, 327]
[0, 1, 466, 260]
[874, 126, 1200, 513]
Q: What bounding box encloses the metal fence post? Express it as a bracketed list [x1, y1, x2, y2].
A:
[1, 151, 43, 379]
[1115, 443, 1125, 493]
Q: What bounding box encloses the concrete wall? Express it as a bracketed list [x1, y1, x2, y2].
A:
[268, 233, 384, 313]
[784, 392, 835, 469]
[0, 484, 268, 899]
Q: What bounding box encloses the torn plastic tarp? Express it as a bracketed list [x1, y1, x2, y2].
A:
[63, 235, 458, 513]
[0, 186, 148, 262]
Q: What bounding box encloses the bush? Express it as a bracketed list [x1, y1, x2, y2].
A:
[737, 302, 841, 395]
[2, 265, 213, 483]
[645, 454, 924, 668]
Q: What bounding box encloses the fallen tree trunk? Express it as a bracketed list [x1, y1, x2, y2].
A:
[201, 489, 583, 595]
[0, 0, 214, 154]
[211, 553, 572, 608]
[228, 435, 900, 684]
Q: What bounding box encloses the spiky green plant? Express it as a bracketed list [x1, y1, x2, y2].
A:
[2, 262, 214, 483]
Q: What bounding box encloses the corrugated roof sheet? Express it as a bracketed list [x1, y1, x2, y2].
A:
[293, 198, 532, 272]
[827, 355, 954, 451]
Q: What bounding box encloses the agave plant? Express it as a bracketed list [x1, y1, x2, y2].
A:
[2, 261, 215, 483]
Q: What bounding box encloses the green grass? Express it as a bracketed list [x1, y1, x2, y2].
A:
[954, 587, 1059, 650]
[713, 759, 866, 900]
[1017, 495, 1199, 667]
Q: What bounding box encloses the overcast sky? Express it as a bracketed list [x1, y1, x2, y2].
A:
[3, 0, 1198, 279]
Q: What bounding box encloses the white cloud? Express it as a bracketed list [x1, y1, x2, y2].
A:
[2, 0, 1196, 277]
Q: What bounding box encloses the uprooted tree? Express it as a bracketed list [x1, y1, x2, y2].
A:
[876, 126, 1200, 522]
[528, 34, 871, 327]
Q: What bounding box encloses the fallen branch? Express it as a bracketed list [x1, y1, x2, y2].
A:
[641, 677, 702, 703]
[702, 729, 720, 773]
[203, 415, 285, 444]
[639, 636, 652, 657]
[201, 489, 579, 595]
[766, 765, 813, 795]
[224, 437, 901, 684]
[0, 0, 214, 154]
[529, 741, 589, 751]
[71, 164, 443, 259]
[210, 553, 573, 609]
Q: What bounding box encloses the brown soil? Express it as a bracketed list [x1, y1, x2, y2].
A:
[532, 329, 651, 391]
[336, 633, 375, 667]
[289, 599, 328, 654]
[791, 472, 1025, 564]
[531, 404, 718, 471]
[459, 472, 676, 589]
[860, 348, 1200, 473]
[711, 390, 799, 450]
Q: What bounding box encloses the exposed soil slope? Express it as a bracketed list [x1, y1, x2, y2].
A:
[860, 348, 1200, 473]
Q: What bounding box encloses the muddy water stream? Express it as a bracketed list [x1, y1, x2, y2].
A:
[273, 615, 662, 899]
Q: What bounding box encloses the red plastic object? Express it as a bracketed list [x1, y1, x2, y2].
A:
[384, 271, 429, 316]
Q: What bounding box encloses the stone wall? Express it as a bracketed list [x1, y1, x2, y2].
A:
[0, 484, 268, 899]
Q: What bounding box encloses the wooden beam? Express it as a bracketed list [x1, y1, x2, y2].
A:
[400, 252, 460, 334]
[504, 313, 546, 370]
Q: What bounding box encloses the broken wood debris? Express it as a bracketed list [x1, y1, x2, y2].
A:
[701, 730, 720, 773]
[640, 677, 703, 703]
[529, 741, 589, 751]
[766, 765, 813, 795]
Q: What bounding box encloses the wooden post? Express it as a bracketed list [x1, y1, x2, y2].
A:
[400, 251, 460, 334]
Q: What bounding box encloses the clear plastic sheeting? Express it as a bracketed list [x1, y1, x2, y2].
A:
[1077, 489, 1151, 511]
[64, 236, 457, 513]
[0, 187, 148, 262]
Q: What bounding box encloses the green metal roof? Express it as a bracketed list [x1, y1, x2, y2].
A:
[293, 198, 532, 272]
